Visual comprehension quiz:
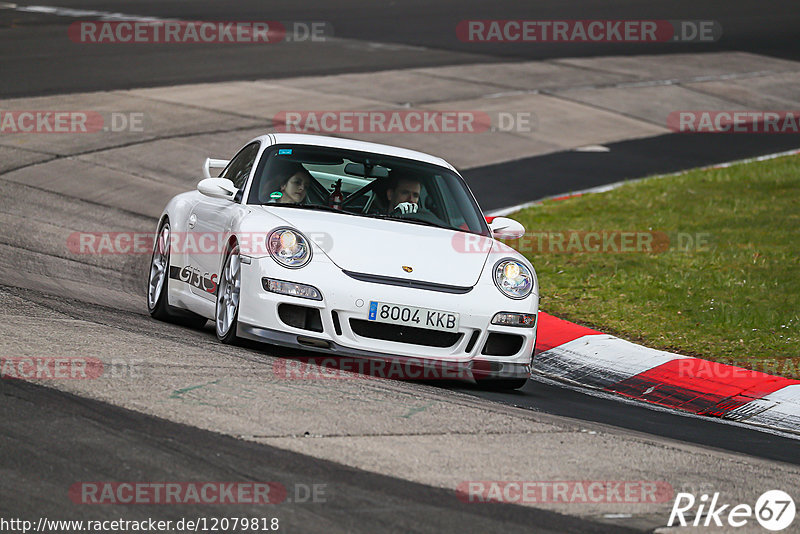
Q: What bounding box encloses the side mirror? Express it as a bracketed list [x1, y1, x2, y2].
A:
[197, 178, 237, 200]
[489, 216, 525, 239]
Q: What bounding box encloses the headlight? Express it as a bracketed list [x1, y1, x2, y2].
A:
[493, 258, 533, 299]
[262, 278, 322, 300]
[492, 312, 536, 327]
[267, 227, 312, 268]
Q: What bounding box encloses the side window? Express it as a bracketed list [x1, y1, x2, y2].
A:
[221, 142, 260, 190]
[435, 176, 466, 228]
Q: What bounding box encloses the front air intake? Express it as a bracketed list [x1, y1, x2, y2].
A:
[278, 304, 323, 332]
[480, 333, 523, 356]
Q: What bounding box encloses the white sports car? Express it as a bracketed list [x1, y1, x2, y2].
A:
[147, 134, 538, 389]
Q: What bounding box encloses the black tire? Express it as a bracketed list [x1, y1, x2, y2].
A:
[147, 220, 208, 329]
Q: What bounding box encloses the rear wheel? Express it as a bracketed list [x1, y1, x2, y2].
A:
[215, 244, 241, 344]
[147, 220, 207, 328]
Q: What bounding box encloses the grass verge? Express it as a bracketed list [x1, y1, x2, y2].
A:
[508, 154, 800, 378]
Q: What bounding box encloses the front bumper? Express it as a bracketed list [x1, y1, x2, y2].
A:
[238, 322, 531, 380]
[237, 253, 538, 381]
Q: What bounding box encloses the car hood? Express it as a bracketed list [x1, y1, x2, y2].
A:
[263, 207, 494, 287]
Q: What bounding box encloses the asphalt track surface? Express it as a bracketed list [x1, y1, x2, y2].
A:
[2, 378, 634, 534]
[2, 1, 800, 532]
[1, 0, 799, 97]
[457, 379, 800, 466]
[465, 132, 800, 211]
[1, 134, 798, 531]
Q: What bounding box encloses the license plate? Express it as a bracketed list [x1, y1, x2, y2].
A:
[368, 301, 459, 332]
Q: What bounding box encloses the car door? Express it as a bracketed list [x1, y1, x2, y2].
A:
[188, 142, 259, 300]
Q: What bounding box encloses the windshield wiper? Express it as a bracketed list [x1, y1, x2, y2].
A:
[268, 205, 467, 233]
[400, 218, 463, 232]
[264, 203, 343, 213]
[367, 213, 462, 232]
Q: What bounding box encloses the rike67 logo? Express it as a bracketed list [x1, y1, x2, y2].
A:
[669, 490, 795, 531]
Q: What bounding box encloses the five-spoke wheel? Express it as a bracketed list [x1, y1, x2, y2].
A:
[215, 244, 241, 343]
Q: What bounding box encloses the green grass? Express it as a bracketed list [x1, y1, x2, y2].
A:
[508, 154, 800, 378]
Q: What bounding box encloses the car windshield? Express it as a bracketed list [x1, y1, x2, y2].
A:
[247, 144, 490, 236]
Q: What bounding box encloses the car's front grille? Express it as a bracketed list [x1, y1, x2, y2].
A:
[349, 319, 463, 348]
[465, 330, 481, 354]
[342, 270, 473, 294]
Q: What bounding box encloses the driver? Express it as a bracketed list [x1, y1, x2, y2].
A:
[385, 170, 421, 215]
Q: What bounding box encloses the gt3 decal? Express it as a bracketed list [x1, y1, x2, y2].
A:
[169, 265, 218, 294]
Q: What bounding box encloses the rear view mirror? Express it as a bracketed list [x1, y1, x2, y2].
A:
[344, 163, 389, 178]
[197, 177, 237, 200]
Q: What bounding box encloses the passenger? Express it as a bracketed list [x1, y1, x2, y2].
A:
[260, 164, 312, 204]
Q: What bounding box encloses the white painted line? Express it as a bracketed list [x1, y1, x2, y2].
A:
[706, 147, 800, 169]
[8, 3, 427, 53]
[486, 147, 800, 217]
[484, 90, 529, 99]
[573, 145, 609, 152]
[358, 40, 428, 52]
[11, 4, 173, 22]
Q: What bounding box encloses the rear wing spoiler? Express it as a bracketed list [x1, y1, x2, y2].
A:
[203, 158, 230, 178]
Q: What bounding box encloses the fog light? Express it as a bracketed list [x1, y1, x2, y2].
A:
[263, 278, 322, 300]
[491, 312, 536, 328]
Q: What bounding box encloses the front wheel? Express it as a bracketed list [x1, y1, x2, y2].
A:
[215, 244, 241, 344]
